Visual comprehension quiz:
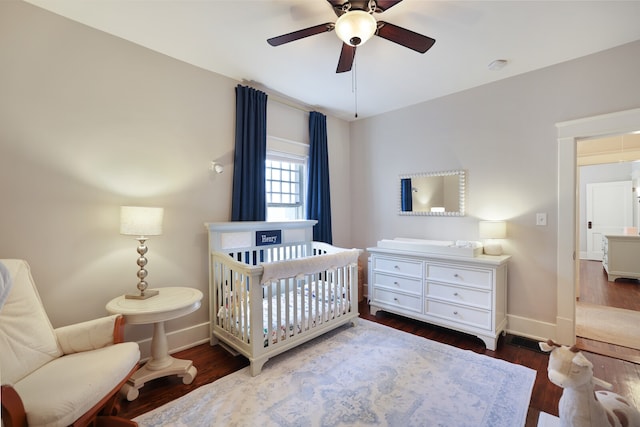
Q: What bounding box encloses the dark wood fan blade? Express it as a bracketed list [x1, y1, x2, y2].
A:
[374, 1, 404, 12]
[376, 21, 435, 53]
[336, 43, 356, 73]
[267, 23, 334, 46]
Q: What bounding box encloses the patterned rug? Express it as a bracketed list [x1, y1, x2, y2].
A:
[576, 302, 640, 350]
[134, 320, 535, 427]
[537, 412, 560, 427]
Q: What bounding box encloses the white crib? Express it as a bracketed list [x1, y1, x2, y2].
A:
[206, 221, 360, 376]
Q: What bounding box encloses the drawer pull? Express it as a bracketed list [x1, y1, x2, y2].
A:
[454, 273, 460, 278]
[394, 281, 400, 286]
[393, 297, 399, 302]
[394, 265, 400, 269]
[453, 292, 459, 297]
[453, 311, 459, 315]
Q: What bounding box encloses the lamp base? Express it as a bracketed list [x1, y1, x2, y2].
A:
[483, 243, 503, 256]
[125, 289, 159, 300]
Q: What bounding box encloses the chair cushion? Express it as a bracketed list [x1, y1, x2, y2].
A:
[0, 259, 62, 385]
[14, 342, 140, 427]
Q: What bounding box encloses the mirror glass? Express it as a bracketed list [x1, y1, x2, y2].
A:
[399, 170, 466, 216]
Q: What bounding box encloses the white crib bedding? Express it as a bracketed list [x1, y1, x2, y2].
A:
[216, 282, 349, 347]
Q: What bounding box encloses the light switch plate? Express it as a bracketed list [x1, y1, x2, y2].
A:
[536, 213, 547, 226]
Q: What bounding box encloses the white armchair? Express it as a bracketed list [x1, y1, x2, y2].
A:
[0, 259, 141, 427]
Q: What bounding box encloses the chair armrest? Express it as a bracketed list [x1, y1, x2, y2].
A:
[1, 384, 27, 427]
[55, 314, 126, 354]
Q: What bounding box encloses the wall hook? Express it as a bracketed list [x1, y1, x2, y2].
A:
[210, 161, 224, 174]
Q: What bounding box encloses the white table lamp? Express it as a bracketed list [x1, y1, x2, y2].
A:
[479, 220, 507, 256]
[120, 206, 164, 299]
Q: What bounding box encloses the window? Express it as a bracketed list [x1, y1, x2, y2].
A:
[266, 156, 306, 221]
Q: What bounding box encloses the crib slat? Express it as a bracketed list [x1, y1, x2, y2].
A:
[311, 273, 318, 327]
[267, 283, 273, 347]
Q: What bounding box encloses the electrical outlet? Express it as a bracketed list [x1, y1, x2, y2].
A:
[536, 213, 547, 226]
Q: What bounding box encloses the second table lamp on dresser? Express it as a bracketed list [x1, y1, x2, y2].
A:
[479, 220, 507, 256]
[120, 206, 164, 299]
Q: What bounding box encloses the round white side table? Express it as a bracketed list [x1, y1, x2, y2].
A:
[106, 286, 203, 401]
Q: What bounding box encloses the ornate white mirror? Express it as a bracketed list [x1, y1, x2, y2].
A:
[399, 170, 466, 216]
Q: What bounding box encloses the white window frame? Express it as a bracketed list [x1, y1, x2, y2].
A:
[266, 136, 309, 221]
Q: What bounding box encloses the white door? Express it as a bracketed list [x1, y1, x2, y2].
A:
[585, 181, 633, 260]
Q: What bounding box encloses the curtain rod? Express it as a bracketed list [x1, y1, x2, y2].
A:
[241, 80, 325, 115]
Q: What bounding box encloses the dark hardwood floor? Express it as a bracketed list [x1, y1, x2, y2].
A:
[118, 291, 640, 426]
[576, 259, 640, 363]
[579, 259, 640, 310]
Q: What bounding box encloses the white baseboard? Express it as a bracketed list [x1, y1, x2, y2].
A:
[136, 321, 210, 361]
[506, 314, 558, 343]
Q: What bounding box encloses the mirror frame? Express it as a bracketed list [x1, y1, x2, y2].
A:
[398, 170, 466, 216]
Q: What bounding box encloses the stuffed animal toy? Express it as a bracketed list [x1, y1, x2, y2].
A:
[539, 339, 640, 427]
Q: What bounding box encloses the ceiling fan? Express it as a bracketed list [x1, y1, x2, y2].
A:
[267, 0, 436, 73]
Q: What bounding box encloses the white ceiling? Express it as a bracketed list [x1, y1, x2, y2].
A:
[25, 0, 640, 121]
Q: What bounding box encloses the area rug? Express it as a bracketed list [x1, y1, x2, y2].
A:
[576, 302, 640, 350]
[537, 412, 560, 427]
[134, 320, 536, 427]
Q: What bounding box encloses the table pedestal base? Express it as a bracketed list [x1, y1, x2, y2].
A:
[122, 356, 197, 401]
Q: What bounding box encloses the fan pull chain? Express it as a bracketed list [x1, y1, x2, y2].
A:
[352, 55, 358, 118]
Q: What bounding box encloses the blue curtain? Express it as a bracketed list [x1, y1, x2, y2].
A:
[231, 85, 268, 221]
[401, 178, 413, 212]
[307, 111, 332, 243]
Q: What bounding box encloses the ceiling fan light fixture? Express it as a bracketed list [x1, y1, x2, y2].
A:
[335, 10, 377, 47]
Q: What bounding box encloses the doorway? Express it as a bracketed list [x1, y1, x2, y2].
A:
[556, 107, 640, 349]
[576, 153, 640, 362]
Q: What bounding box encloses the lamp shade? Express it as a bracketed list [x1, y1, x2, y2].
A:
[335, 10, 377, 47]
[478, 220, 507, 239]
[120, 206, 164, 236]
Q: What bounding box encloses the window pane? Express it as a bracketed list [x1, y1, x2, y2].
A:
[266, 156, 305, 220]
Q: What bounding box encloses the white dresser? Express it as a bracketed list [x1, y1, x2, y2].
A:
[602, 234, 640, 281]
[367, 246, 510, 350]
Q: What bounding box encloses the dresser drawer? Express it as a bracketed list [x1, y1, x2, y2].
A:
[426, 264, 492, 289]
[426, 299, 491, 330]
[426, 282, 491, 309]
[373, 288, 422, 313]
[373, 256, 422, 278]
[374, 273, 422, 295]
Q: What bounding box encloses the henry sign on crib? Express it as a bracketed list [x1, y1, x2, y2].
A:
[539, 339, 640, 427]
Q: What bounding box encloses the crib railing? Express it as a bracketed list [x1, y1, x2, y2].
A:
[210, 242, 359, 360]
